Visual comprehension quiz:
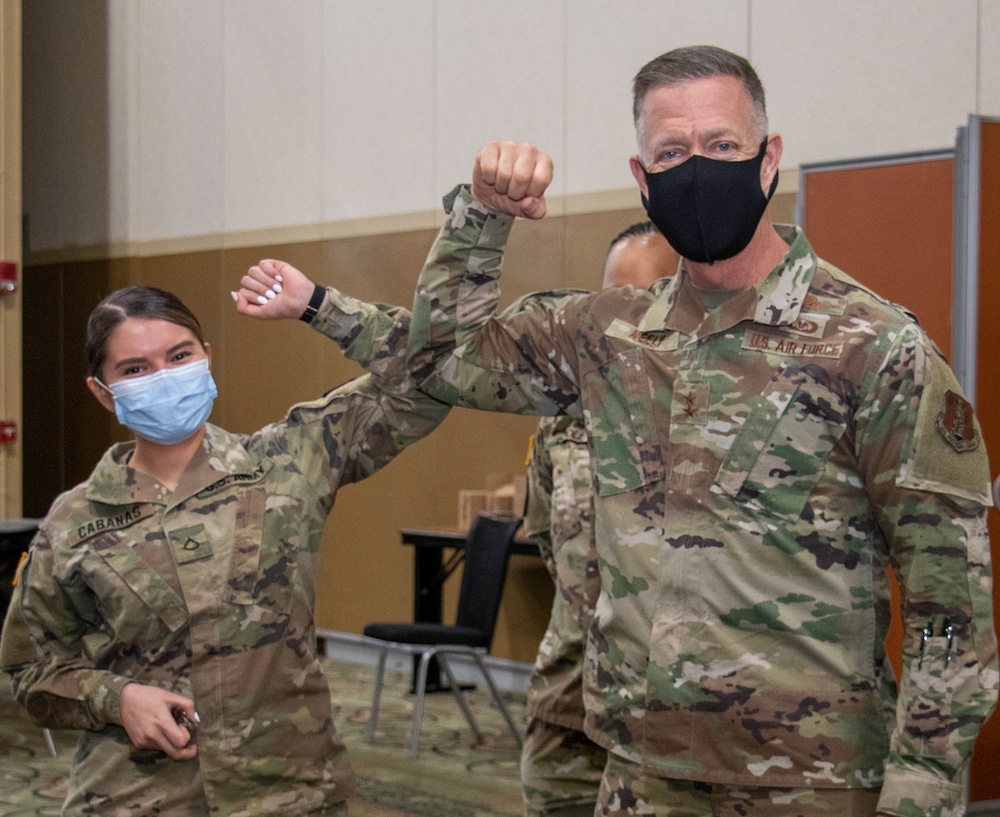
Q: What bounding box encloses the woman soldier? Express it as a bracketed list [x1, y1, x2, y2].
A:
[0, 260, 448, 816]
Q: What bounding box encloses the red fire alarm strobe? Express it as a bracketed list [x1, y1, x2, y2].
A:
[0, 420, 16, 444]
[0, 261, 17, 295]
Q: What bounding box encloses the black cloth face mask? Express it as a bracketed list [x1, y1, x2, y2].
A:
[641, 138, 779, 264]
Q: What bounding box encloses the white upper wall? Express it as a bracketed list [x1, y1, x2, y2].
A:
[21, 0, 1000, 253]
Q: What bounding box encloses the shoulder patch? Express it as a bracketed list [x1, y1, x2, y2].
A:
[897, 342, 990, 505]
[936, 390, 978, 453]
[12, 550, 28, 586]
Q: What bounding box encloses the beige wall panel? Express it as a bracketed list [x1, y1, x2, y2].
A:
[981, 0, 1000, 116]
[224, 0, 325, 233]
[435, 1, 569, 201]
[19, 1, 997, 253]
[564, 0, 748, 193]
[752, 0, 979, 169]
[107, 0, 138, 247]
[323, 0, 437, 220]
[135, 0, 225, 241]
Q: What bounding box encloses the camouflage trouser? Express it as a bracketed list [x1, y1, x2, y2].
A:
[63, 772, 349, 817]
[597, 754, 882, 817]
[520, 717, 607, 817]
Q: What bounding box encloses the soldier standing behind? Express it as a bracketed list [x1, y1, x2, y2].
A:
[0, 260, 448, 816]
[521, 222, 675, 817]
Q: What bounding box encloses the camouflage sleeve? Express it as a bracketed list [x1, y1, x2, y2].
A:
[279, 293, 450, 496]
[524, 419, 557, 568]
[407, 184, 585, 416]
[309, 286, 404, 374]
[0, 535, 132, 730]
[855, 324, 998, 817]
[524, 417, 599, 622]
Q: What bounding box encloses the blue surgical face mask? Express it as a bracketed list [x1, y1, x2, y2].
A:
[97, 358, 218, 445]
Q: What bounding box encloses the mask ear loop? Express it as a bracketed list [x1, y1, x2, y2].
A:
[89, 377, 119, 419]
[760, 137, 780, 200]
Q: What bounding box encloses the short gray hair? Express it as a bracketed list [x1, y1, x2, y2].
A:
[632, 45, 768, 149]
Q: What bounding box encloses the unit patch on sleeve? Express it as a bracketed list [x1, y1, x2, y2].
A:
[936, 390, 979, 452]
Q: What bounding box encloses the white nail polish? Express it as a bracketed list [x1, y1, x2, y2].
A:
[194, 711, 201, 724]
[257, 295, 267, 305]
[272, 283, 283, 293]
[275, 274, 283, 282]
[230, 291, 238, 302]
[265, 289, 276, 299]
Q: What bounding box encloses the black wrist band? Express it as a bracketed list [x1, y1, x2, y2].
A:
[300, 284, 325, 323]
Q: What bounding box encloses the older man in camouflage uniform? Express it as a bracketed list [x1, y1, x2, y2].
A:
[408, 46, 998, 817]
[522, 223, 675, 817]
[1, 280, 449, 816]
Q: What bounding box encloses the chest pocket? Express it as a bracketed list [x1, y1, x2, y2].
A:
[584, 347, 665, 497]
[716, 366, 848, 520]
[168, 524, 212, 565]
[227, 484, 309, 614]
[86, 534, 188, 644]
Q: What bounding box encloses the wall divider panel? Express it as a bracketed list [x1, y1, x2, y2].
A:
[800, 142, 1000, 802]
[960, 115, 1000, 803]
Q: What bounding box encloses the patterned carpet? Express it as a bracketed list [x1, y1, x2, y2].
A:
[0, 659, 526, 816]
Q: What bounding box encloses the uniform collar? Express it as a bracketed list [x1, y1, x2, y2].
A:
[635, 225, 817, 339]
[85, 424, 258, 507]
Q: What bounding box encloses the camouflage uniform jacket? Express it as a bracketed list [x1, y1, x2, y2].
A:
[408, 186, 998, 817]
[524, 416, 600, 731]
[1, 290, 449, 817]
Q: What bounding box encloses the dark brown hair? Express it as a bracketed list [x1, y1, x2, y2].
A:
[86, 286, 206, 380]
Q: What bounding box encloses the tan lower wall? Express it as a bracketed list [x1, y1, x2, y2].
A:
[22, 191, 797, 662]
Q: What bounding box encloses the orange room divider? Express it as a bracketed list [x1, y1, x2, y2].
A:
[799, 141, 1000, 803]
[966, 116, 1000, 803]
